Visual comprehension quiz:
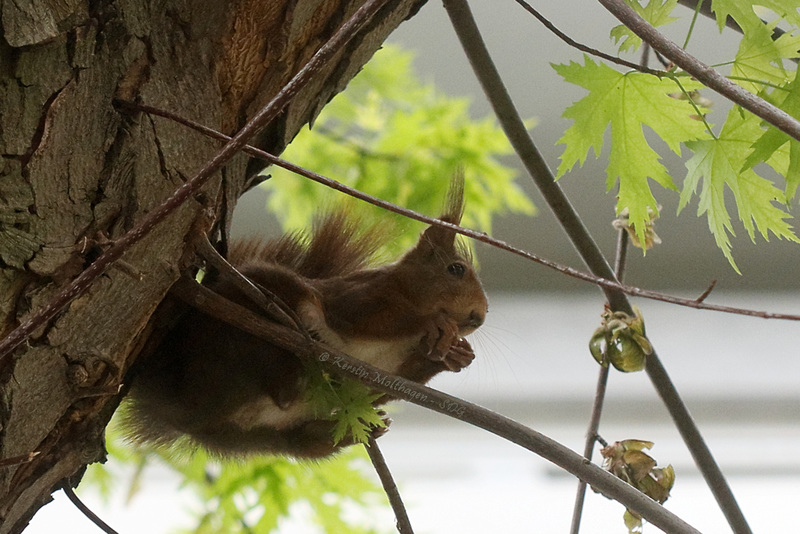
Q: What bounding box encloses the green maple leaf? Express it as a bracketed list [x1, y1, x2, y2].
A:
[743, 67, 800, 200]
[305, 369, 386, 446]
[554, 56, 709, 245]
[610, 0, 678, 52]
[681, 109, 798, 271]
[729, 22, 800, 93]
[331, 385, 386, 445]
[711, 0, 800, 33]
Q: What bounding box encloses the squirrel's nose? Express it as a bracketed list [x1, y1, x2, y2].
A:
[467, 309, 485, 329]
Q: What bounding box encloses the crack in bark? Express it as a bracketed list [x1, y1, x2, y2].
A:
[18, 85, 68, 168]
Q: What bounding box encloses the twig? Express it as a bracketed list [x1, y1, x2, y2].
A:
[0, 0, 389, 365]
[0, 451, 40, 468]
[61, 483, 120, 534]
[570, 25, 636, 514]
[598, 0, 800, 143]
[570, 366, 610, 534]
[442, 1, 752, 533]
[513, 0, 662, 75]
[193, 235, 305, 332]
[365, 437, 415, 534]
[695, 280, 717, 303]
[316, 126, 404, 162]
[115, 100, 800, 323]
[569, 228, 628, 534]
[613, 214, 631, 282]
[171, 275, 702, 534]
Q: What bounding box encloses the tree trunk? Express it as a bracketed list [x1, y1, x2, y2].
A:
[0, 1, 425, 531]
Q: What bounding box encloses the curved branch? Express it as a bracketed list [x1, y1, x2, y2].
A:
[598, 0, 800, 143]
[171, 276, 701, 534]
[61, 484, 120, 534]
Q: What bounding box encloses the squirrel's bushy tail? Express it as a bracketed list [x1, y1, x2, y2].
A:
[229, 213, 384, 279]
[231, 168, 467, 278]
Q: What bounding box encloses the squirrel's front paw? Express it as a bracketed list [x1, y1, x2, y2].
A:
[421, 314, 460, 361]
[442, 338, 475, 372]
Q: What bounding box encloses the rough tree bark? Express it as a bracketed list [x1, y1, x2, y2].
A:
[0, 1, 425, 532]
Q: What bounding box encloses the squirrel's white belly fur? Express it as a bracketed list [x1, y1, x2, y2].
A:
[228, 301, 420, 431]
[299, 300, 422, 373]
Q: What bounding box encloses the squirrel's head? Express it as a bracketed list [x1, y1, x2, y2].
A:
[399, 170, 488, 336]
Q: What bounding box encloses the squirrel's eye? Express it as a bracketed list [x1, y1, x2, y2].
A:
[447, 262, 466, 278]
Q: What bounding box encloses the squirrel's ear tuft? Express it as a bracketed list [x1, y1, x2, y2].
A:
[418, 168, 465, 252]
[416, 167, 464, 253]
[441, 167, 465, 226]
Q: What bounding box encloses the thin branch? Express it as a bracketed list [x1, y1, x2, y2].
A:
[695, 279, 717, 303]
[171, 275, 702, 534]
[598, 0, 800, 143]
[570, 368, 610, 534]
[442, 2, 752, 533]
[569, 227, 628, 534]
[513, 0, 661, 75]
[647, 359, 755, 534]
[115, 100, 800, 323]
[613, 221, 631, 281]
[0, 451, 40, 468]
[316, 126, 404, 162]
[61, 483, 120, 534]
[0, 0, 389, 365]
[194, 235, 306, 332]
[365, 437, 415, 534]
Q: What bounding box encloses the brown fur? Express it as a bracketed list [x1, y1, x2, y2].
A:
[125, 173, 488, 459]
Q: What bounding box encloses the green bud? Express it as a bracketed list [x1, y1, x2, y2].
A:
[588, 306, 652, 372]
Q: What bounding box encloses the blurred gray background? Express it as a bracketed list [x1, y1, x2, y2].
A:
[233, 0, 800, 293]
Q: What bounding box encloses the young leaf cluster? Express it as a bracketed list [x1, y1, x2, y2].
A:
[169, 449, 384, 534]
[265, 44, 535, 257]
[304, 367, 387, 446]
[555, 0, 800, 269]
[87, 420, 386, 533]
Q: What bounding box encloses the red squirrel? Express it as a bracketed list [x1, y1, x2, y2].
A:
[124, 175, 488, 458]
